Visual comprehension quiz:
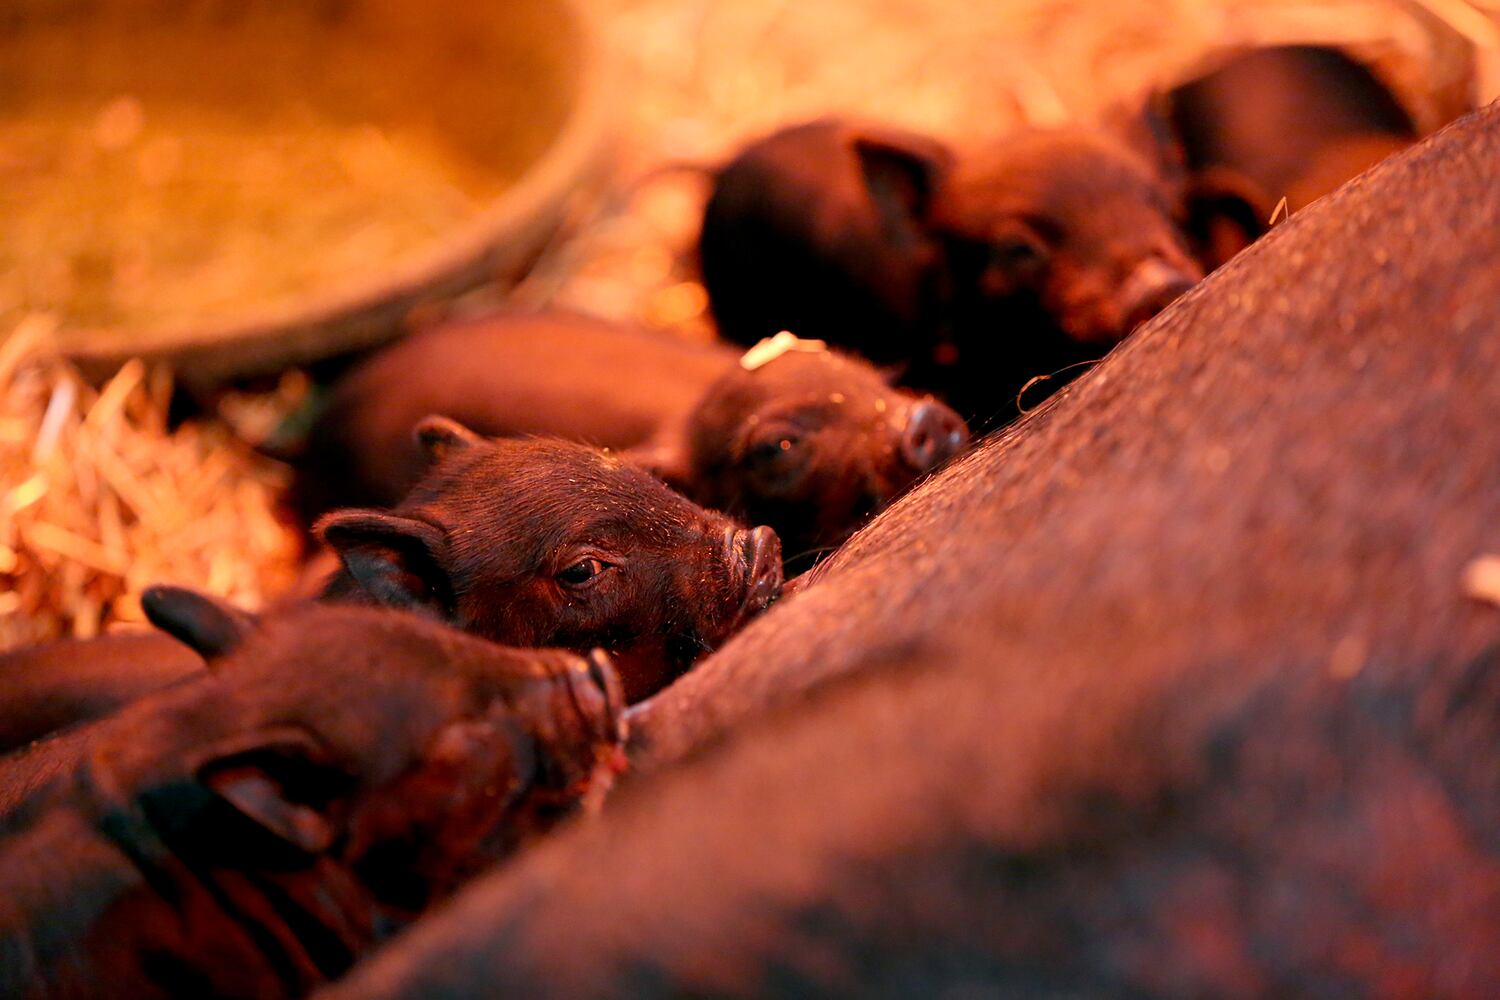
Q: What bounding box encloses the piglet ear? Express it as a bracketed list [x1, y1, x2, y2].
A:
[414, 415, 482, 467]
[140, 585, 257, 660]
[852, 126, 954, 224]
[316, 509, 454, 616]
[195, 727, 349, 855]
[1182, 166, 1273, 271]
[1099, 91, 1189, 188]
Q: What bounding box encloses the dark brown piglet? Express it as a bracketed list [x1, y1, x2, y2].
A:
[0, 632, 203, 753]
[0, 593, 625, 1000]
[1165, 45, 1421, 268]
[320, 104, 1500, 999]
[318, 422, 783, 703]
[296, 312, 729, 513]
[928, 126, 1205, 419]
[699, 119, 954, 365]
[0, 575, 303, 756]
[299, 313, 967, 564]
[699, 118, 1209, 423]
[677, 335, 967, 567]
[0, 428, 788, 748]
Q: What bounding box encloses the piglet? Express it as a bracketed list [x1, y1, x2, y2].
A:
[698, 119, 954, 366]
[0, 588, 626, 1000]
[0, 632, 204, 753]
[1165, 45, 1420, 268]
[299, 312, 967, 565]
[318, 420, 783, 702]
[700, 118, 1216, 422]
[925, 126, 1211, 418]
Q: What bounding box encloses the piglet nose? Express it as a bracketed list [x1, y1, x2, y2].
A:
[900, 399, 969, 472]
[1120, 257, 1199, 332]
[728, 525, 784, 613]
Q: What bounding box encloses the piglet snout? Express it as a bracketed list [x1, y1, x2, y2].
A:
[726, 525, 784, 616]
[900, 399, 969, 473]
[577, 648, 628, 745]
[1119, 258, 1199, 332]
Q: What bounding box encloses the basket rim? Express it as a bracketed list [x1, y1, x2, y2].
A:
[55, 0, 612, 384]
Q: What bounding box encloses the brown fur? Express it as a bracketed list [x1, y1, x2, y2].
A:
[683, 347, 966, 566]
[929, 126, 1203, 420]
[699, 119, 953, 364]
[1166, 45, 1421, 267]
[699, 119, 1204, 426]
[319, 432, 783, 702]
[298, 312, 965, 562]
[0, 634, 202, 754]
[0, 601, 624, 999]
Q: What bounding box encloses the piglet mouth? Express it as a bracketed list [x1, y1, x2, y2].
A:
[724, 525, 784, 624]
[563, 648, 629, 748]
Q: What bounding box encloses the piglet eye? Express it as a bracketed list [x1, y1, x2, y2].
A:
[749, 435, 801, 466]
[557, 558, 607, 587]
[990, 236, 1046, 272]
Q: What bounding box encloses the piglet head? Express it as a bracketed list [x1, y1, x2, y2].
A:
[700, 118, 954, 362]
[683, 340, 968, 569]
[85, 596, 626, 989]
[936, 128, 1203, 347]
[317, 421, 783, 702]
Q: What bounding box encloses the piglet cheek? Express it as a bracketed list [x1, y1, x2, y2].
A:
[453, 589, 539, 648]
[345, 713, 535, 901]
[1044, 267, 1120, 344]
[979, 265, 1026, 300]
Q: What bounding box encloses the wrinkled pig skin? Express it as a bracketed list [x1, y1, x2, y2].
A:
[0, 593, 625, 1000]
[318, 425, 783, 703]
[318, 105, 1500, 1000]
[700, 119, 1203, 424]
[1166, 45, 1420, 268]
[298, 312, 966, 563]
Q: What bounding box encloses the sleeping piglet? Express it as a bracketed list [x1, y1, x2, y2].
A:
[0, 589, 625, 1000]
[318, 420, 783, 703]
[298, 312, 967, 565]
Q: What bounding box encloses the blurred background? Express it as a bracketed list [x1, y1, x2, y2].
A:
[1, 0, 1496, 648]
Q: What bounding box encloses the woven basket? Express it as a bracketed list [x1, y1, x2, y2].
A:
[0, 0, 610, 386]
